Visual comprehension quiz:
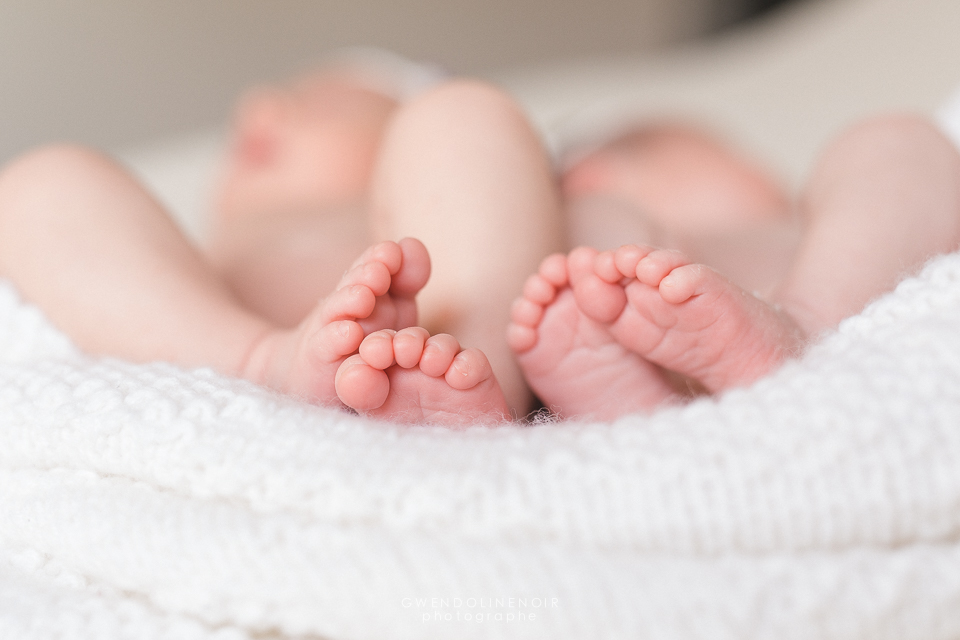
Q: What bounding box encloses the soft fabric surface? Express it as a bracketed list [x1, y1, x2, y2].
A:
[10, 0, 960, 634]
[3, 245, 960, 638]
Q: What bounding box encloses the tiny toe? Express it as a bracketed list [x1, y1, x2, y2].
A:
[350, 241, 401, 274]
[522, 273, 556, 305]
[338, 260, 392, 297]
[567, 246, 600, 285]
[310, 320, 365, 363]
[394, 326, 430, 368]
[537, 253, 569, 287]
[317, 285, 377, 324]
[636, 249, 691, 286]
[358, 329, 398, 370]
[335, 355, 390, 411]
[419, 334, 460, 377]
[659, 263, 706, 304]
[614, 245, 650, 279]
[594, 250, 622, 283]
[568, 250, 627, 323]
[510, 297, 545, 327]
[391, 237, 432, 295]
[444, 348, 493, 391]
[506, 322, 538, 353]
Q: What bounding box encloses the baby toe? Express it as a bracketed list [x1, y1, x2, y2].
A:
[335, 355, 390, 411]
[522, 273, 557, 306]
[356, 240, 403, 274]
[393, 326, 430, 368]
[311, 320, 365, 363]
[659, 263, 707, 304]
[339, 260, 393, 297]
[510, 296, 545, 327]
[569, 266, 627, 324]
[567, 246, 600, 286]
[506, 323, 538, 353]
[636, 249, 691, 287]
[593, 250, 622, 283]
[444, 348, 494, 391]
[390, 237, 432, 295]
[358, 329, 398, 370]
[419, 334, 460, 377]
[613, 245, 651, 279]
[537, 253, 569, 287]
[317, 284, 377, 324]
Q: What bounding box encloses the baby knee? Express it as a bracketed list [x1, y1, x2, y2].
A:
[838, 113, 957, 161]
[812, 112, 960, 198]
[391, 79, 531, 137]
[415, 79, 518, 112]
[0, 144, 114, 197]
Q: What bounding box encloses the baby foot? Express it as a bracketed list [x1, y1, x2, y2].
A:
[335, 327, 510, 426]
[507, 253, 677, 420]
[572, 244, 803, 393]
[241, 238, 430, 405]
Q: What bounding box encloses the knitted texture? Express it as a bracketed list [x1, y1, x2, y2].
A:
[3, 252, 960, 639]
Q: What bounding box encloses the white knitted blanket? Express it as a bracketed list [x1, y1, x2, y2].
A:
[2, 247, 960, 640]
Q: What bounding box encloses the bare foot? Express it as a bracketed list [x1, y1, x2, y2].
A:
[572, 245, 803, 393]
[239, 238, 430, 405]
[335, 327, 510, 426]
[507, 253, 677, 419]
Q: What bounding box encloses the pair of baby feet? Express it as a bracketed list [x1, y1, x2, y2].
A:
[241, 238, 510, 425]
[241, 237, 800, 425]
[508, 245, 803, 420]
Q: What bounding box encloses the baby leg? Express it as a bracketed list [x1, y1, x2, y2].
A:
[773, 114, 960, 334]
[369, 80, 564, 415]
[0, 146, 270, 374]
[0, 146, 428, 406]
[336, 327, 510, 425]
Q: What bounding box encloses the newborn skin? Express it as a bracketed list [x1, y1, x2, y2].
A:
[242, 238, 430, 406]
[1, 67, 958, 425]
[510, 115, 960, 419]
[509, 243, 800, 418]
[507, 253, 677, 419]
[337, 327, 510, 425]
